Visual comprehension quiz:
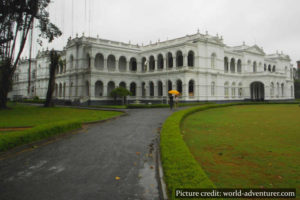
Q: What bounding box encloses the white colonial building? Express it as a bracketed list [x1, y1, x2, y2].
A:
[9, 32, 295, 104]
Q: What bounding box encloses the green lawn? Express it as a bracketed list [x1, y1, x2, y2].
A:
[0, 103, 122, 128]
[0, 103, 122, 151]
[182, 105, 300, 191]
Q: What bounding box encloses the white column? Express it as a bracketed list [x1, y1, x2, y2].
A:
[173, 57, 176, 69]
[104, 58, 108, 72]
[154, 84, 158, 97]
[126, 61, 129, 72]
[103, 85, 108, 97]
[183, 54, 187, 67]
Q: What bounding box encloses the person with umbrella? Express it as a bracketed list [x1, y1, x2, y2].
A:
[168, 90, 180, 110]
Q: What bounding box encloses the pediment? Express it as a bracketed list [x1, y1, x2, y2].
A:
[244, 45, 265, 55]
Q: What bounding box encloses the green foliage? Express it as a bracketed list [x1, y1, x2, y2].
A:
[0, 103, 122, 151]
[182, 105, 300, 195]
[110, 87, 131, 98]
[0, 121, 81, 151]
[294, 80, 300, 98]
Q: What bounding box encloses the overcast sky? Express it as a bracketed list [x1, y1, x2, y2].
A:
[27, 0, 300, 66]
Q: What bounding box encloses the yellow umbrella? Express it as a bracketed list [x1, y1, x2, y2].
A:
[168, 90, 180, 95]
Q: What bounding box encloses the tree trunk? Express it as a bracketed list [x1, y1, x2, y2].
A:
[0, 60, 13, 109]
[44, 50, 59, 107]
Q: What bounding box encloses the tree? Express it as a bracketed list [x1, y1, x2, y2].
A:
[110, 87, 131, 105]
[0, 0, 62, 109]
[294, 80, 300, 99]
[44, 50, 60, 107]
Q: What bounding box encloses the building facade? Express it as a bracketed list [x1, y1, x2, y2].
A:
[9, 32, 295, 104]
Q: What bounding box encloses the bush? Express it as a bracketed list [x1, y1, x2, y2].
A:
[33, 96, 39, 100]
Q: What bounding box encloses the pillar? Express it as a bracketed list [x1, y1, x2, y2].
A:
[103, 85, 108, 97]
[173, 57, 176, 69]
[126, 61, 130, 72]
[104, 58, 108, 72]
[183, 54, 187, 67]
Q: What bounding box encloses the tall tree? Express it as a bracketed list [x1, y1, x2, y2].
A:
[0, 0, 62, 109]
[44, 50, 59, 107]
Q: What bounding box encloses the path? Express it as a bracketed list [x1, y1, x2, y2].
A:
[0, 108, 175, 200]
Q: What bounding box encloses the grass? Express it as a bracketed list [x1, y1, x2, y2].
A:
[182, 105, 300, 194]
[160, 102, 299, 199]
[0, 103, 122, 151]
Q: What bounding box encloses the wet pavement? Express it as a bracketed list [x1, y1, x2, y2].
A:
[0, 108, 175, 200]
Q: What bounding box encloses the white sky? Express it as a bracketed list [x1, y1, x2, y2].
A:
[26, 0, 300, 66]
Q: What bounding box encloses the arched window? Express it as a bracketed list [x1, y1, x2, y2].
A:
[130, 82, 136, 96]
[95, 53, 104, 70]
[253, 61, 257, 73]
[107, 55, 116, 71]
[86, 54, 91, 69]
[238, 83, 243, 98]
[211, 53, 216, 69]
[268, 65, 271, 72]
[142, 82, 146, 97]
[157, 81, 163, 96]
[211, 82, 215, 96]
[281, 83, 284, 97]
[189, 80, 194, 96]
[69, 82, 73, 98]
[85, 81, 90, 97]
[157, 54, 164, 70]
[130, 57, 137, 72]
[272, 65, 276, 72]
[176, 80, 182, 94]
[188, 51, 194, 67]
[176, 51, 183, 67]
[149, 56, 155, 71]
[107, 81, 115, 96]
[95, 81, 104, 97]
[69, 55, 74, 69]
[168, 80, 172, 91]
[149, 81, 154, 96]
[237, 59, 242, 73]
[276, 83, 280, 97]
[167, 52, 173, 68]
[232, 82, 236, 98]
[59, 64, 63, 74]
[224, 82, 229, 98]
[63, 83, 66, 97]
[230, 58, 235, 73]
[119, 56, 127, 72]
[224, 57, 229, 72]
[119, 81, 126, 89]
[59, 83, 62, 97]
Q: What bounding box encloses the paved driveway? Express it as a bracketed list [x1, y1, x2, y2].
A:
[0, 108, 174, 200]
